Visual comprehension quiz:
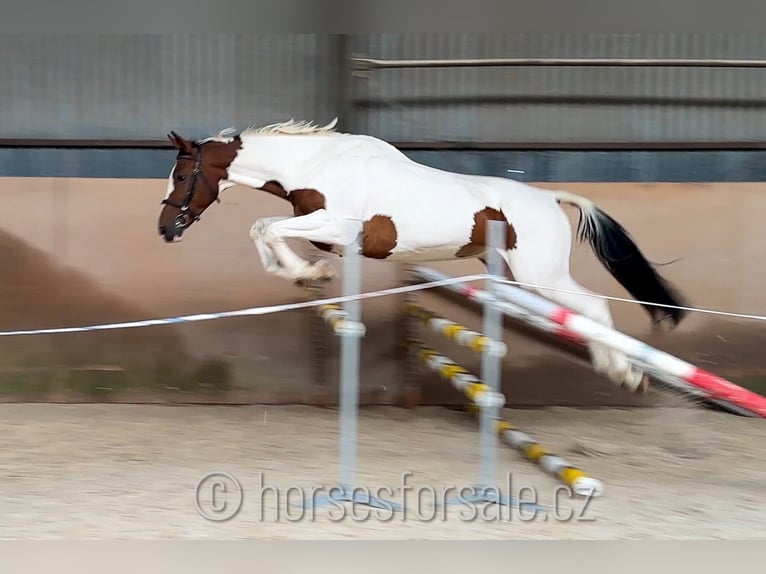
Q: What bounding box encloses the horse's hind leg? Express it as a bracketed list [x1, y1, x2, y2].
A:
[495, 209, 645, 391]
[521, 269, 645, 391]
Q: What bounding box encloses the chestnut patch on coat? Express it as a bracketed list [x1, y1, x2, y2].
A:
[286, 188, 332, 252]
[361, 215, 398, 259]
[455, 207, 517, 258]
[288, 188, 327, 216]
[255, 183, 331, 250]
[259, 180, 289, 199]
[257, 185, 398, 258]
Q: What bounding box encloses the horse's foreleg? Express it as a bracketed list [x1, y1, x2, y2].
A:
[249, 216, 291, 274]
[257, 210, 348, 283]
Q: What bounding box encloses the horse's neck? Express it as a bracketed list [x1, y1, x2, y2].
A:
[225, 135, 344, 191]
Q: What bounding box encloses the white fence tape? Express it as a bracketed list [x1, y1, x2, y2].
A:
[0, 273, 491, 336]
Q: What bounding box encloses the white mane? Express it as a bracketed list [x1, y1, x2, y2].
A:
[196, 118, 342, 144]
[196, 126, 239, 144]
[241, 117, 341, 137]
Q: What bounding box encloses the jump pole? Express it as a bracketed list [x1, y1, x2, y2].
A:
[406, 341, 541, 510]
[406, 303, 603, 497]
[303, 218, 400, 512]
[409, 266, 766, 419]
[466, 404, 604, 497]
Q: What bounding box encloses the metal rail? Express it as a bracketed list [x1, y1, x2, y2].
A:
[3, 138, 766, 151]
[352, 57, 766, 71]
[0, 139, 172, 149]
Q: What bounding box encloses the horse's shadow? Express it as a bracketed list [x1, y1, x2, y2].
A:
[0, 228, 229, 400]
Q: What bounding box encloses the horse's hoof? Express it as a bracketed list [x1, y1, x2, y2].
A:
[312, 259, 337, 280]
[294, 275, 333, 290]
[621, 368, 648, 393]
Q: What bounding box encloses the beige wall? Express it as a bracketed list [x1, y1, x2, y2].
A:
[2, 177, 765, 405]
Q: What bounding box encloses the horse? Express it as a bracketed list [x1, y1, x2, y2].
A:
[157, 118, 688, 392]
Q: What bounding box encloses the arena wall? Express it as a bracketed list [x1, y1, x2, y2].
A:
[2, 177, 765, 405]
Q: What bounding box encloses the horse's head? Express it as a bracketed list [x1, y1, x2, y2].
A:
[158, 131, 241, 242]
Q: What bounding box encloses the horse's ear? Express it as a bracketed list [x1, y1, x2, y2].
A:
[167, 131, 193, 154]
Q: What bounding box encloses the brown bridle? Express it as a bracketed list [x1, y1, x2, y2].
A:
[161, 143, 220, 230]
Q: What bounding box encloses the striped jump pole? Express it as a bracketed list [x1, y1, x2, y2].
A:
[411, 265, 587, 347]
[405, 302, 505, 355]
[409, 342, 506, 409]
[465, 405, 603, 497]
[410, 265, 766, 419]
[407, 341, 544, 511]
[303, 218, 400, 512]
[406, 303, 603, 496]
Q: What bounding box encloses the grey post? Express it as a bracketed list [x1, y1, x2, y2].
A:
[338, 217, 363, 489]
[478, 219, 507, 490]
[302, 218, 400, 512]
[443, 219, 527, 511]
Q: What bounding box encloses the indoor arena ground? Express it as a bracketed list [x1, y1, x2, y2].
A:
[1, 403, 764, 539]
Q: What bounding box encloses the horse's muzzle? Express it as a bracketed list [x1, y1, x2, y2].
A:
[159, 212, 191, 242]
[159, 225, 183, 243]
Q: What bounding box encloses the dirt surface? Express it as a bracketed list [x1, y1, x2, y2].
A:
[1, 403, 764, 539]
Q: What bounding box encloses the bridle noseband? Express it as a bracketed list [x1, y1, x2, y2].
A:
[161, 143, 220, 229]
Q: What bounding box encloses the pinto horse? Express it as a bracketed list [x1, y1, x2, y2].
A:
[158, 118, 687, 391]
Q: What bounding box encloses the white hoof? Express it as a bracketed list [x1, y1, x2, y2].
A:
[290, 260, 337, 287]
[309, 259, 336, 281]
[589, 342, 646, 392]
[619, 365, 647, 393]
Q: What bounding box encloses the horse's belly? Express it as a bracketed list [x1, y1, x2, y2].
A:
[352, 191, 485, 261]
[382, 212, 480, 262]
[385, 244, 475, 262]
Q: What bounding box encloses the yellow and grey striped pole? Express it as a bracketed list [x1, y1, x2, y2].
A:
[409, 338, 603, 497]
[409, 341, 506, 409]
[317, 304, 366, 337]
[409, 339, 516, 508]
[405, 303, 507, 356]
[466, 405, 604, 497]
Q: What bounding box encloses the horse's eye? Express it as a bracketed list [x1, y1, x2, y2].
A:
[177, 174, 187, 182]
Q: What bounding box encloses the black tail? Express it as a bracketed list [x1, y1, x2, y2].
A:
[556, 191, 688, 328]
